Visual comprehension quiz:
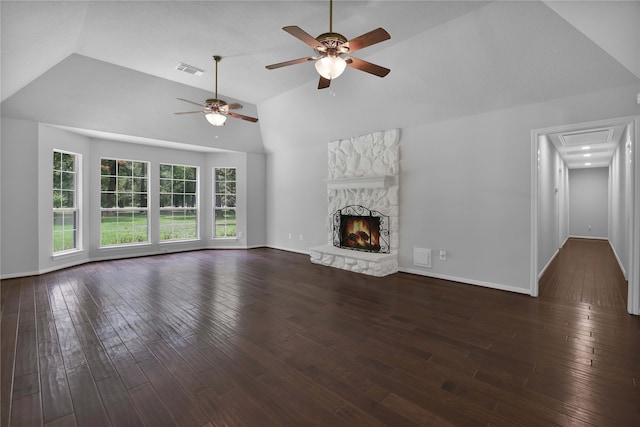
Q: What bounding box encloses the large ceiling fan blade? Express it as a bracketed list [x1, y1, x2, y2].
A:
[227, 103, 243, 110]
[177, 98, 207, 108]
[227, 111, 259, 123]
[318, 76, 331, 89]
[345, 57, 390, 77]
[283, 26, 325, 50]
[266, 56, 318, 70]
[345, 27, 390, 53]
[174, 111, 204, 115]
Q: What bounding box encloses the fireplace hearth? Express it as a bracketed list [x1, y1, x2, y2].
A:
[309, 128, 399, 277]
[333, 205, 389, 254]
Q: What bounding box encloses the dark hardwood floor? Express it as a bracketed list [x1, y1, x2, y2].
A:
[2, 240, 639, 426]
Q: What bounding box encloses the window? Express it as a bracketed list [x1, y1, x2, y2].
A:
[159, 164, 198, 241]
[214, 167, 236, 238]
[100, 158, 149, 246]
[53, 150, 79, 253]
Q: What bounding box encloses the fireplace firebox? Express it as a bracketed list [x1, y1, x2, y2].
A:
[333, 205, 390, 254]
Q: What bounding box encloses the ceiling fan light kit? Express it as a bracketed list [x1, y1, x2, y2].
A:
[174, 55, 258, 126]
[315, 55, 347, 80]
[206, 112, 227, 126]
[265, 0, 390, 89]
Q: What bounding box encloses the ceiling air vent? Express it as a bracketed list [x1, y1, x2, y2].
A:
[175, 62, 204, 76]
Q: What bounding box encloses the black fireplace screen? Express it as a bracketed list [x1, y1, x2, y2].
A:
[333, 205, 390, 254]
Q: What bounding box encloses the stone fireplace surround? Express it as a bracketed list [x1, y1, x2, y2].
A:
[309, 129, 399, 277]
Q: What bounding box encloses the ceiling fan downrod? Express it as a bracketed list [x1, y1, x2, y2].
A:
[213, 55, 221, 99]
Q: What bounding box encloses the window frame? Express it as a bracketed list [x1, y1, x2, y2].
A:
[52, 149, 81, 255]
[99, 157, 150, 247]
[213, 167, 237, 239]
[159, 163, 199, 242]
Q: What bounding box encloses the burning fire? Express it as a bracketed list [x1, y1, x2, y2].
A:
[342, 216, 380, 251]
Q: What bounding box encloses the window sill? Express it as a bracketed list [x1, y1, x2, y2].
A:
[212, 237, 238, 241]
[51, 249, 84, 260]
[98, 242, 152, 250]
[159, 239, 201, 244]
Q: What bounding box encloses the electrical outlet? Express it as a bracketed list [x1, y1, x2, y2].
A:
[238, 231, 244, 238]
[288, 233, 292, 239]
[439, 250, 447, 260]
[299, 234, 303, 241]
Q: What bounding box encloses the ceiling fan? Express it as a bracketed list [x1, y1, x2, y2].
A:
[175, 56, 258, 126]
[265, 0, 390, 89]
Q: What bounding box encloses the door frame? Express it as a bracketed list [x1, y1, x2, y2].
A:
[530, 116, 640, 315]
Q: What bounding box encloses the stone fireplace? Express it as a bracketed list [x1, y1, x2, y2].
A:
[309, 129, 399, 276]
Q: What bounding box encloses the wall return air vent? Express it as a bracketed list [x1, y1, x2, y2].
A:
[175, 62, 204, 76]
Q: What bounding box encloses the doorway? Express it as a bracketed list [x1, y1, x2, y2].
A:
[530, 116, 640, 315]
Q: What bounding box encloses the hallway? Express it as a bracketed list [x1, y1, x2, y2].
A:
[539, 238, 628, 311]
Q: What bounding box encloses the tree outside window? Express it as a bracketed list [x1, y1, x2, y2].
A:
[53, 150, 79, 253]
[160, 164, 198, 241]
[214, 168, 236, 238]
[100, 158, 149, 246]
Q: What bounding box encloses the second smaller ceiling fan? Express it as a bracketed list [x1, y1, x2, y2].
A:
[175, 56, 258, 126]
[266, 0, 391, 89]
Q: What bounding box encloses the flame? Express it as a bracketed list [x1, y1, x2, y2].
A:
[342, 216, 380, 250]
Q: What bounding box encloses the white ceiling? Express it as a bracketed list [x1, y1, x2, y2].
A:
[1, 1, 639, 154]
[1, 0, 492, 104]
[547, 124, 627, 169]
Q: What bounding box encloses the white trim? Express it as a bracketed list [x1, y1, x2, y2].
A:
[568, 235, 608, 240]
[630, 117, 640, 315]
[538, 248, 559, 280]
[98, 242, 152, 251]
[609, 240, 628, 280]
[266, 245, 310, 256]
[51, 248, 85, 260]
[530, 129, 539, 297]
[399, 268, 531, 295]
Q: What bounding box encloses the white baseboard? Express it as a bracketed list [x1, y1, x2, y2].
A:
[609, 241, 628, 280]
[538, 248, 559, 280]
[399, 267, 531, 295]
[569, 234, 608, 240]
[266, 245, 311, 256]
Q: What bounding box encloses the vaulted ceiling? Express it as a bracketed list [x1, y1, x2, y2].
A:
[2, 1, 639, 154]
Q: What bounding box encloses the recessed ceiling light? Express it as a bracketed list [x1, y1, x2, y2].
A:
[584, 153, 591, 157]
[582, 146, 590, 150]
[585, 162, 592, 166]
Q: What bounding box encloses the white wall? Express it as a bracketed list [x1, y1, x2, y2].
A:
[609, 125, 633, 278]
[1, 118, 40, 276]
[266, 143, 328, 254]
[260, 83, 639, 294]
[537, 134, 569, 277]
[569, 168, 608, 239]
[246, 152, 267, 248]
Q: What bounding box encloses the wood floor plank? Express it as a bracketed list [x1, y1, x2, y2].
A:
[128, 383, 178, 427]
[137, 358, 209, 426]
[95, 374, 144, 426]
[38, 350, 74, 424]
[1, 240, 639, 426]
[9, 392, 42, 427]
[66, 364, 110, 427]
